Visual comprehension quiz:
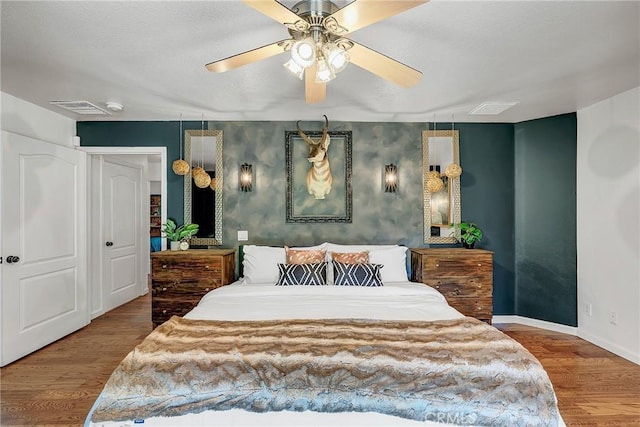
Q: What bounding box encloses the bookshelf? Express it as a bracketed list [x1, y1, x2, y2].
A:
[150, 195, 161, 237]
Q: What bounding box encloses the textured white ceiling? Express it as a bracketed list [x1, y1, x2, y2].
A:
[1, 0, 638, 123]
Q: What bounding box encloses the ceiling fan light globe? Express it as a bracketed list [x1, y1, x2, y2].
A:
[291, 38, 316, 68]
[315, 58, 336, 83]
[325, 45, 349, 73]
[283, 59, 305, 80]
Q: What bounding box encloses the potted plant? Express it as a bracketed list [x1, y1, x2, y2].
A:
[453, 221, 483, 249]
[161, 219, 199, 250]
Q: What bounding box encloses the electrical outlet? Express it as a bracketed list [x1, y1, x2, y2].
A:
[237, 230, 248, 241]
[609, 311, 617, 325]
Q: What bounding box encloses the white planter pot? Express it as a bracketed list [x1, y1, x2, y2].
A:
[169, 241, 180, 251]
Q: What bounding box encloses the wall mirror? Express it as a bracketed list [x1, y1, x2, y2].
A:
[184, 129, 223, 245]
[422, 129, 461, 244]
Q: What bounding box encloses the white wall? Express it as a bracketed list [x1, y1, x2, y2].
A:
[577, 86, 640, 364]
[1, 92, 75, 147]
[150, 181, 162, 194]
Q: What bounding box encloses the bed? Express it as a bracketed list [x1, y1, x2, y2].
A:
[86, 243, 564, 427]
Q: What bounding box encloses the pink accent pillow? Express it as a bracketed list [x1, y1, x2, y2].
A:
[331, 251, 369, 264]
[285, 246, 326, 264]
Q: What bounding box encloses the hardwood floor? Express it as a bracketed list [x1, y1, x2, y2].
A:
[1, 293, 154, 427]
[1, 293, 639, 426]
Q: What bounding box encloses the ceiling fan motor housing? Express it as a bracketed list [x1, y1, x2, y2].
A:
[289, 0, 340, 41]
[292, 0, 338, 19]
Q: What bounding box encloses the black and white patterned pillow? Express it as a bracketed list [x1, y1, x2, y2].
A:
[333, 261, 383, 287]
[276, 263, 327, 286]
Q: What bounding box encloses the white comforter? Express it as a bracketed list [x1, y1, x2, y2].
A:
[185, 280, 464, 322]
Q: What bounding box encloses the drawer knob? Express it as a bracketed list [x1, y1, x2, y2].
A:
[205, 288, 210, 291]
[162, 264, 168, 269]
[204, 265, 209, 269]
[477, 285, 482, 289]
[162, 310, 167, 314]
[162, 287, 167, 291]
[435, 264, 440, 268]
[478, 263, 482, 267]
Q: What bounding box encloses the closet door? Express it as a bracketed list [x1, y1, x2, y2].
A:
[1, 131, 88, 366]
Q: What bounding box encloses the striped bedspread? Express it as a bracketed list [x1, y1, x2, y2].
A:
[89, 316, 559, 426]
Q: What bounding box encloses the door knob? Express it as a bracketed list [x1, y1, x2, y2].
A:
[6, 255, 20, 263]
[105, 241, 113, 247]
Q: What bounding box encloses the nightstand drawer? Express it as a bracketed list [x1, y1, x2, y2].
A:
[420, 255, 492, 277]
[447, 297, 492, 322]
[152, 283, 215, 296]
[152, 294, 201, 325]
[424, 279, 492, 299]
[152, 258, 223, 282]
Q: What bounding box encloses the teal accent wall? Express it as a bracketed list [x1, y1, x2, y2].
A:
[457, 123, 516, 315]
[514, 113, 577, 326]
[77, 117, 577, 324]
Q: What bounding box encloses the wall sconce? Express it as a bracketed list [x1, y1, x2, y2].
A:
[384, 164, 398, 193]
[239, 163, 253, 192]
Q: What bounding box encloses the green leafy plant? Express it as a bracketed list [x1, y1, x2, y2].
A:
[161, 219, 199, 242]
[453, 221, 483, 248]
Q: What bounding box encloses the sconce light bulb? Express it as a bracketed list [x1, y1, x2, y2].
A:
[384, 164, 398, 193]
[239, 163, 253, 192]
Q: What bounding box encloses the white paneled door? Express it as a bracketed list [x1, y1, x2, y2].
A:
[101, 158, 141, 311]
[1, 131, 88, 366]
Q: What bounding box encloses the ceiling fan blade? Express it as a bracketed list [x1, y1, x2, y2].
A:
[305, 64, 326, 103]
[205, 40, 288, 73]
[242, 0, 308, 29]
[348, 41, 422, 88]
[327, 0, 428, 35]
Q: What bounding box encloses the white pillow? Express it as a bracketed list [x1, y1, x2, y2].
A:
[325, 243, 398, 254]
[369, 246, 409, 283]
[242, 245, 285, 284]
[242, 243, 328, 284]
[293, 242, 328, 251]
[325, 243, 400, 284]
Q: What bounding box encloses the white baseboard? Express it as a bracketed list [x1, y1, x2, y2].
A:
[493, 315, 640, 365]
[492, 315, 578, 336]
[577, 329, 640, 365]
[90, 308, 105, 320]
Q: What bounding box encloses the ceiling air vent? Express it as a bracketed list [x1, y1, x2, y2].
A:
[468, 101, 519, 116]
[50, 101, 111, 115]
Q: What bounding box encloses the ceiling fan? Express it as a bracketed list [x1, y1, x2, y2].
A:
[205, 0, 428, 103]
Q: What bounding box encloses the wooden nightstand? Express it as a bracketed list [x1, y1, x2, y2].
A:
[151, 249, 235, 327]
[410, 248, 493, 323]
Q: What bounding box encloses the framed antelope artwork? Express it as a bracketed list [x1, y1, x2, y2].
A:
[285, 116, 352, 223]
